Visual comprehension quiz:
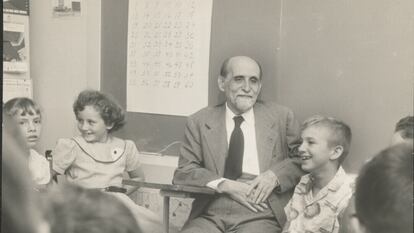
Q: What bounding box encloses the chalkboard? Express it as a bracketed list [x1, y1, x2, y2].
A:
[101, 0, 281, 155]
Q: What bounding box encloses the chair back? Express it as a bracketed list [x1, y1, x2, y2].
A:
[45, 150, 58, 183]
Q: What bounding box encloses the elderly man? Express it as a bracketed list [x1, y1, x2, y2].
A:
[173, 56, 303, 233]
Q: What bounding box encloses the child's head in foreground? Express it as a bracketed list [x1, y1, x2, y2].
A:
[298, 115, 352, 174]
[3, 97, 42, 149]
[73, 90, 125, 143]
[354, 143, 413, 233]
[44, 183, 141, 233]
[2, 117, 48, 233]
[391, 116, 413, 145]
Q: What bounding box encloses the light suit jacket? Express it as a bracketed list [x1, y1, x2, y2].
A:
[173, 101, 304, 225]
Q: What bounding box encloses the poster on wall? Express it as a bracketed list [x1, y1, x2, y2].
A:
[3, 0, 30, 15]
[52, 0, 82, 17]
[3, 14, 30, 79]
[2, 78, 33, 102]
[3, 17, 29, 74]
[126, 0, 212, 116]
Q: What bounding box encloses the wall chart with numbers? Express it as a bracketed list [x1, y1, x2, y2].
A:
[126, 0, 212, 116]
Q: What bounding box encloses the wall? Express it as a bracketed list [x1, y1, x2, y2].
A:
[29, 0, 413, 173]
[30, 1, 101, 152]
[278, 0, 414, 172]
[209, 0, 282, 103]
[101, 0, 282, 154]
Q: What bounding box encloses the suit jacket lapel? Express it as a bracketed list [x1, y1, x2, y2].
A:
[254, 103, 277, 172]
[204, 105, 228, 176]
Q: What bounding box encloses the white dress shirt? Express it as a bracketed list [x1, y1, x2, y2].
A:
[206, 104, 260, 191]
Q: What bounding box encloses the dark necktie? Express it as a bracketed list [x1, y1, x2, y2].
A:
[223, 115, 244, 180]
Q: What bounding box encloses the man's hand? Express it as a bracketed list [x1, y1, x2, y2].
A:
[247, 170, 279, 204]
[219, 179, 268, 212]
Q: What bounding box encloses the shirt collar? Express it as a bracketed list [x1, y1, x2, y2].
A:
[326, 166, 347, 191]
[297, 166, 348, 193]
[225, 103, 255, 126]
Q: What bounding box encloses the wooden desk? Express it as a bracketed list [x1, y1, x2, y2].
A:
[123, 180, 215, 233]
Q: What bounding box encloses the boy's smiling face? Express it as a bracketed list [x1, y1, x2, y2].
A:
[299, 125, 339, 173]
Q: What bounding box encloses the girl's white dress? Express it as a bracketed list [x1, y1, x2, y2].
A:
[53, 136, 164, 233]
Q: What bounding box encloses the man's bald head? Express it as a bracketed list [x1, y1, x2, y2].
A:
[220, 56, 262, 79]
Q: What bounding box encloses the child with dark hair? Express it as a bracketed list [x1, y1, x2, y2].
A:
[339, 115, 414, 233]
[52, 89, 163, 233]
[391, 115, 413, 145]
[353, 143, 413, 233]
[283, 115, 355, 233]
[72, 89, 126, 133]
[44, 183, 142, 233]
[3, 97, 51, 185]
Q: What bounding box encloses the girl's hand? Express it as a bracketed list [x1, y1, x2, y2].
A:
[124, 169, 146, 195]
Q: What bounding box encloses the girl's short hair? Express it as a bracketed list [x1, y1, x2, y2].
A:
[73, 90, 125, 133]
[3, 97, 41, 117]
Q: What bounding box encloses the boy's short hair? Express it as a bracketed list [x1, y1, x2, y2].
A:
[73, 90, 125, 133]
[394, 116, 413, 139]
[355, 143, 413, 233]
[301, 115, 352, 164]
[3, 97, 41, 117]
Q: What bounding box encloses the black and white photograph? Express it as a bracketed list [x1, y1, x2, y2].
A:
[2, 1, 413, 233]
